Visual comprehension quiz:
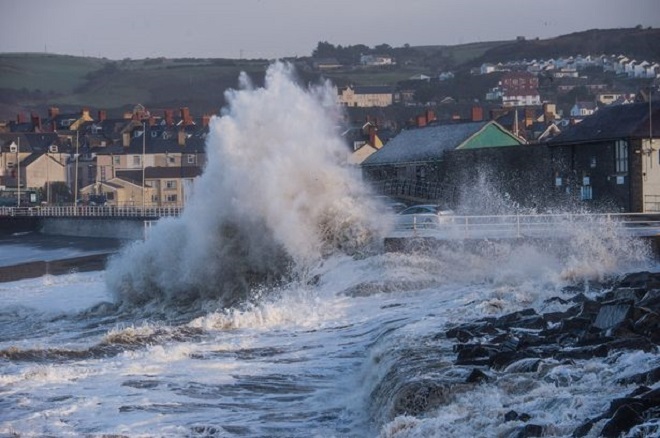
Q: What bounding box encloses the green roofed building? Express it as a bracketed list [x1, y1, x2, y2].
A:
[361, 120, 525, 202]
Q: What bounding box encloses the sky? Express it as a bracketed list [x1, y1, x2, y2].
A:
[1, 0, 659, 60]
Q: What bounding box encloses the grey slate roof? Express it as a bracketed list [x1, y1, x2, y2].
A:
[361, 121, 489, 166]
[116, 167, 203, 185]
[548, 102, 660, 145]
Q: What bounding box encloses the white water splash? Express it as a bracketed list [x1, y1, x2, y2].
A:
[106, 62, 384, 308]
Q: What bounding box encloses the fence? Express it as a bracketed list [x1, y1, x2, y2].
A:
[0, 206, 183, 218]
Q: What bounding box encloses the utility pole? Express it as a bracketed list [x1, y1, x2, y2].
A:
[16, 137, 20, 207]
[74, 131, 79, 206]
[142, 122, 146, 210]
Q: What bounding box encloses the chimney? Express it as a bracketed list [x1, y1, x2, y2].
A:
[416, 114, 427, 127]
[122, 131, 130, 147]
[202, 114, 211, 127]
[48, 107, 60, 118]
[98, 110, 107, 122]
[471, 106, 484, 122]
[178, 129, 186, 146]
[30, 113, 42, 131]
[164, 109, 174, 126]
[524, 107, 535, 127]
[425, 109, 436, 124]
[543, 103, 556, 122]
[180, 107, 192, 126]
[16, 112, 27, 124]
[82, 107, 91, 119]
[368, 125, 377, 146]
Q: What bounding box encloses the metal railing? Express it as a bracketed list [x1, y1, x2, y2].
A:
[0, 206, 183, 218]
[394, 212, 660, 239]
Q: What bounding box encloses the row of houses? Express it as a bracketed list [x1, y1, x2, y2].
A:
[360, 100, 660, 213]
[479, 54, 660, 79]
[0, 106, 208, 207]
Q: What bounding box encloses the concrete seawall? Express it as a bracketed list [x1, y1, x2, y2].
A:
[0, 253, 113, 283]
[39, 218, 146, 240]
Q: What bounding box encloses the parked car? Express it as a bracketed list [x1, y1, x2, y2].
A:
[396, 204, 454, 229]
[374, 196, 407, 213]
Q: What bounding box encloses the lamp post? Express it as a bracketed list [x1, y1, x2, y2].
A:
[142, 122, 146, 210]
[74, 130, 79, 206]
[16, 137, 20, 207]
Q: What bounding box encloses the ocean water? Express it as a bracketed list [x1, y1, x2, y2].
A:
[1, 63, 658, 437]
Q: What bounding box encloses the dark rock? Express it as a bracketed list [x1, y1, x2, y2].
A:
[445, 328, 475, 343]
[578, 300, 602, 320]
[544, 296, 569, 305]
[455, 344, 498, 365]
[632, 310, 660, 341]
[593, 300, 634, 330]
[639, 289, 660, 312]
[600, 404, 643, 437]
[389, 380, 454, 418]
[491, 351, 539, 371]
[504, 410, 519, 422]
[494, 309, 537, 327]
[513, 423, 543, 438]
[617, 366, 660, 386]
[559, 317, 592, 333]
[503, 357, 542, 373]
[611, 287, 647, 302]
[465, 368, 489, 383]
[628, 385, 652, 397]
[618, 271, 652, 288]
[556, 344, 609, 360]
[572, 419, 594, 437]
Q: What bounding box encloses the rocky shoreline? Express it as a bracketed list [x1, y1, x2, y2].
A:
[443, 271, 660, 437]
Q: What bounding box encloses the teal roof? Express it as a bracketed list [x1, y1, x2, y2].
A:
[361, 121, 523, 166]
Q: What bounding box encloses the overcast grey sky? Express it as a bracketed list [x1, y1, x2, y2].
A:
[1, 0, 659, 60]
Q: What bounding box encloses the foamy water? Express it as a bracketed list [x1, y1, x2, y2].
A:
[1, 245, 658, 437]
[1, 63, 659, 437]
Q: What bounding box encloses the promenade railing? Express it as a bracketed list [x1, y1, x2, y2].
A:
[0, 206, 183, 218]
[392, 212, 660, 239]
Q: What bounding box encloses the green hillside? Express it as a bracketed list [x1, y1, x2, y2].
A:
[0, 27, 657, 121]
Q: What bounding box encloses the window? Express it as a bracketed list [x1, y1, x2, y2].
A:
[166, 194, 178, 202]
[151, 194, 159, 202]
[580, 185, 593, 200]
[168, 155, 176, 164]
[133, 155, 141, 166]
[113, 156, 121, 165]
[615, 140, 628, 173]
[187, 154, 196, 164]
[106, 192, 115, 200]
[165, 180, 177, 190]
[100, 167, 106, 181]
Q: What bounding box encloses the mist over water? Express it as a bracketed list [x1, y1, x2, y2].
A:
[107, 62, 384, 309]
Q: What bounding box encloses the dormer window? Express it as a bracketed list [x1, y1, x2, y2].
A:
[49, 145, 58, 153]
[9, 144, 17, 153]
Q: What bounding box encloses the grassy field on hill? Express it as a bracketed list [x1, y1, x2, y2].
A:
[0, 28, 657, 121]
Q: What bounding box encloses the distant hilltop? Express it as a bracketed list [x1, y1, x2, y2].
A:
[0, 27, 658, 120]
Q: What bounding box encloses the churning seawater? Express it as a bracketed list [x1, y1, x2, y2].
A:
[1, 63, 659, 437]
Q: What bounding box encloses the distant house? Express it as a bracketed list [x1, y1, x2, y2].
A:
[360, 54, 394, 66]
[337, 85, 395, 107]
[570, 102, 598, 118]
[0, 133, 69, 203]
[312, 58, 343, 71]
[342, 121, 385, 165]
[500, 71, 541, 107]
[548, 101, 660, 212]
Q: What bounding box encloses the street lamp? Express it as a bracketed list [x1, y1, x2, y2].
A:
[142, 121, 146, 210]
[16, 137, 20, 207]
